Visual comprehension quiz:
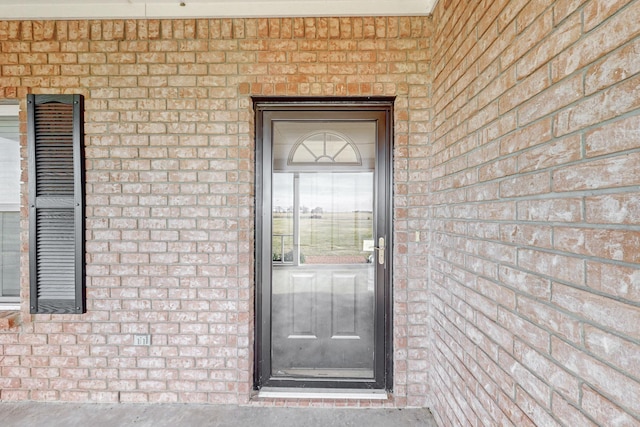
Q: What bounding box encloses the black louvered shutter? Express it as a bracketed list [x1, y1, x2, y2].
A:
[28, 94, 85, 314]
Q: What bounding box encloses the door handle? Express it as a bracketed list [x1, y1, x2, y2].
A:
[373, 237, 385, 265]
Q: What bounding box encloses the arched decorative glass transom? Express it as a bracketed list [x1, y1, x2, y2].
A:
[288, 131, 362, 166]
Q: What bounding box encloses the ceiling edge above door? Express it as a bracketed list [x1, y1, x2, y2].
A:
[0, 0, 438, 20]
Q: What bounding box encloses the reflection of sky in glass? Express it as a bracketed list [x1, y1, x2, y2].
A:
[273, 173, 293, 213]
[1, 108, 20, 207]
[0, 136, 20, 207]
[273, 173, 373, 213]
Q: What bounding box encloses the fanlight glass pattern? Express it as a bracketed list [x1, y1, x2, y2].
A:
[288, 131, 362, 166]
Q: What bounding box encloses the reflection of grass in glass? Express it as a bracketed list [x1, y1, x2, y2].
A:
[272, 212, 372, 257]
[272, 214, 293, 260]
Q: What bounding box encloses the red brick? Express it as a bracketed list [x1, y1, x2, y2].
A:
[476, 313, 513, 351]
[553, 152, 640, 192]
[581, 385, 640, 427]
[499, 266, 551, 299]
[496, 389, 539, 427]
[501, 10, 552, 73]
[517, 134, 581, 173]
[567, 72, 640, 134]
[478, 156, 517, 182]
[515, 386, 562, 427]
[584, 0, 634, 32]
[518, 73, 583, 126]
[517, 198, 583, 222]
[584, 325, 640, 379]
[1, 391, 30, 401]
[552, 0, 640, 82]
[552, 337, 640, 414]
[499, 171, 550, 198]
[586, 261, 640, 303]
[119, 392, 149, 403]
[517, 12, 581, 79]
[552, 0, 588, 25]
[498, 66, 547, 114]
[468, 202, 507, 222]
[515, 341, 580, 403]
[499, 118, 552, 155]
[518, 249, 584, 285]
[552, 283, 640, 340]
[586, 37, 640, 95]
[554, 227, 640, 263]
[500, 223, 553, 249]
[585, 114, 640, 158]
[516, 295, 581, 344]
[553, 392, 599, 427]
[500, 348, 551, 406]
[478, 20, 517, 74]
[0, 312, 20, 330]
[479, 0, 513, 34]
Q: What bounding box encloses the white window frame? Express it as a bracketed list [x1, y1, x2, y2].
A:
[0, 103, 21, 310]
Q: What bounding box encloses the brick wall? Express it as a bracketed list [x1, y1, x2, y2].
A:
[429, 0, 640, 425]
[0, 17, 431, 406]
[2, 1, 638, 420]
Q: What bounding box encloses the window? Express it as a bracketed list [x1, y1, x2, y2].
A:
[271, 123, 376, 266]
[0, 103, 21, 309]
[272, 172, 374, 265]
[288, 131, 362, 165]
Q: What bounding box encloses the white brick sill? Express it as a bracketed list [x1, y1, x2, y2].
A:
[258, 387, 389, 400]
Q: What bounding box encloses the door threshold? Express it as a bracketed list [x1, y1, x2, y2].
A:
[258, 387, 388, 400]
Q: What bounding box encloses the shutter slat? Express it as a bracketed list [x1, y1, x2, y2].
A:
[34, 101, 75, 197]
[28, 94, 85, 314]
[35, 208, 76, 300]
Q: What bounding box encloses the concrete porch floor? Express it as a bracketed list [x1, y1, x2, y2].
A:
[0, 402, 437, 426]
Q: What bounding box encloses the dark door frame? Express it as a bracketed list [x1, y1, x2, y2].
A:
[253, 97, 395, 391]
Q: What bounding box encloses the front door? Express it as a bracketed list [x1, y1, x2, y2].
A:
[255, 100, 393, 390]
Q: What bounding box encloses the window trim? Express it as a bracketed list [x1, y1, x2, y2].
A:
[0, 102, 21, 310]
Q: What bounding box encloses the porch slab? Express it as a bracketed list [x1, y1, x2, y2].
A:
[0, 402, 436, 427]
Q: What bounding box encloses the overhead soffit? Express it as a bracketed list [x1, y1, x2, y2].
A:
[0, 0, 438, 20]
